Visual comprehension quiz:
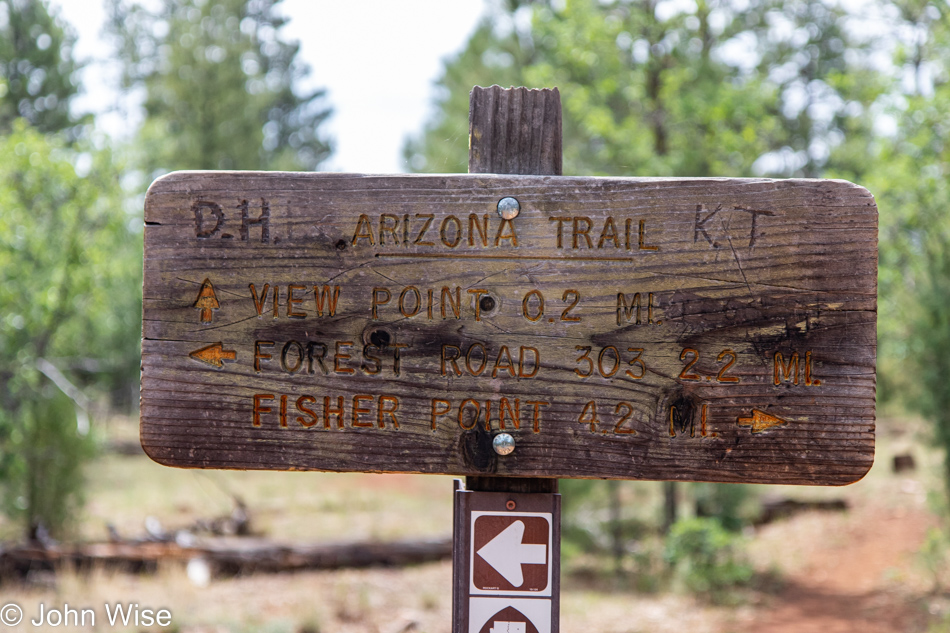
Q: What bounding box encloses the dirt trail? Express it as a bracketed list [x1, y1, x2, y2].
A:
[738, 503, 934, 633]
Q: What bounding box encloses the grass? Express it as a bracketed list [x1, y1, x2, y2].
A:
[79, 455, 456, 543]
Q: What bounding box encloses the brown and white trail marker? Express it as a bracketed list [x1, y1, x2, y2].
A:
[454, 488, 560, 633]
[140, 84, 877, 631]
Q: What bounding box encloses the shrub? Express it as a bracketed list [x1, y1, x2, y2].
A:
[664, 517, 753, 600]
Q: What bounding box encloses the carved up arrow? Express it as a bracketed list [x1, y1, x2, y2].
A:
[737, 409, 787, 433]
[189, 342, 236, 369]
[194, 278, 220, 324]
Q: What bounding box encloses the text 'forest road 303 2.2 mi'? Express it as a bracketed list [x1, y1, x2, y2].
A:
[141, 172, 877, 485]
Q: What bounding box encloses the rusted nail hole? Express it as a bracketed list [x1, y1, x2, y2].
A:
[479, 295, 496, 313]
[506, 500, 516, 511]
[369, 329, 391, 347]
[335, 239, 347, 251]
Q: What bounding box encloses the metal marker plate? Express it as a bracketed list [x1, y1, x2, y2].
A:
[453, 489, 561, 633]
[141, 172, 876, 484]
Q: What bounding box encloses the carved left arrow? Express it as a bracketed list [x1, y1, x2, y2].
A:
[737, 409, 787, 433]
[189, 342, 236, 369]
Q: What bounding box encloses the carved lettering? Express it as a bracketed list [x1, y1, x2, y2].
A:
[440, 215, 462, 248]
[296, 396, 318, 428]
[429, 397, 548, 433]
[494, 218, 518, 246]
[469, 214, 489, 246]
[413, 213, 435, 245]
[250, 283, 270, 317]
[378, 395, 399, 429]
[193, 200, 224, 238]
[572, 216, 593, 249]
[617, 292, 661, 326]
[287, 284, 306, 318]
[379, 214, 399, 245]
[280, 340, 303, 373]
[252, 394, 274, 427]
[399, 286, 422, 318]
[773, 350, 820, 386]
[441, 344, 541, 379]
[352, 395, 375, 428]
[598, 216, 619, 248]
[254, 340, 274, 372]
[441, 286, 461, 319]
[239, 198, 270, 242]
[314, 285, 340, 317]
[352, 214, 375, 245]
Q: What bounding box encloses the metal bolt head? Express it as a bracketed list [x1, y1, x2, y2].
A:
[497, 197, 520, 220]
[493, 433, 515, 456]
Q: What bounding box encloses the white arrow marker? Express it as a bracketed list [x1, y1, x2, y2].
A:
[476, 520, 547, 587]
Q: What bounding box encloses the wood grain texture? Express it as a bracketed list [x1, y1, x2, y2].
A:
[141, 172, 877, 485]
[467, 85, 562, 496]
[468, 86, 562, 176]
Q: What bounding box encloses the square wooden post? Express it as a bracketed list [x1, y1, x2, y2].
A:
[452, 85, 563, 633]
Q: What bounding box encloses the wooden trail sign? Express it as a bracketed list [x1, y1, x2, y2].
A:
[141, 171, 877, 485]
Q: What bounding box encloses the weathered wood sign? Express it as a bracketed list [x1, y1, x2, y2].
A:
[141, 171, 877, 484]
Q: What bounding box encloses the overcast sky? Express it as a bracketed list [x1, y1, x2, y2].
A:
[46, 0, 488, 173]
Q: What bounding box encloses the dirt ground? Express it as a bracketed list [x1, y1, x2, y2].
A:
[3, 478, 943, 633]
[732, 499, 937, 633]
[2, 414, 948, 632]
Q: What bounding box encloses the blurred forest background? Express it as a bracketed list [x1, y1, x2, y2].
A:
[2, 0, 950, 629]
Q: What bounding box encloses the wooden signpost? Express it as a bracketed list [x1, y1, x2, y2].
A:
[141, 86, 877, 633]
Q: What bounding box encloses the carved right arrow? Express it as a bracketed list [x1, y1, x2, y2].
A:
[189, 342, 236, 369]
[737, 409, 787, 433]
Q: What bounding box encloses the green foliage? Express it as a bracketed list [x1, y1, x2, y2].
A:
[918, 525, 950, 592]
[747, 0, 887, 179]
[0, 0, 82, 135]
[560, 480, 655, 551]
[525, 0, 778, 177]
[3, 391, 96, 538]
[868, 0, 950, 501]
[407, 0, 889, 540]
[406, 0, 882, 180]
[663, 517, 753, 600]
[559, 479, 667, 589]
[403, 11, 532, 173]
[108, 0, 332, 176]
[692, 483, 757, 532]
[928, 614, 950, 633]
[0, 121, 139, 537]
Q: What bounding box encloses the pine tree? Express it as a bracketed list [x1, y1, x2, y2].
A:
[0, 121, 134, 538]
[405, 0, 892, 538]
[109, 0, 332, 176]
[869, 0, 950, 503]
[0, 0, 82, 134]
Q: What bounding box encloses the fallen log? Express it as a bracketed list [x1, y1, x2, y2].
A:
[0, 535, 452, 582]
[755, 495, 849, 525]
